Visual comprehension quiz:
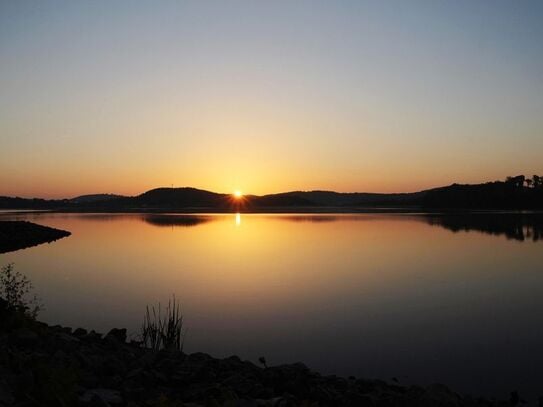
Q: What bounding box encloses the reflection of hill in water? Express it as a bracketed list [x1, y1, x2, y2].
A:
[141, 214, 213, 227]
[277, 214, 407, 223]
[426, 213, 543, 242]
[63, 212, 543, 241]
[278, 215, 345, 223]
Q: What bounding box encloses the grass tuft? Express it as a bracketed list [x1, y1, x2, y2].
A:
[141, 295, 185, 351]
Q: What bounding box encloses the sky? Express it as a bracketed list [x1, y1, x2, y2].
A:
[1, 0, 542, 198]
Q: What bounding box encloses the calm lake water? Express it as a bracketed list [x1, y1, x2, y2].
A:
[1, 212, 543, 399]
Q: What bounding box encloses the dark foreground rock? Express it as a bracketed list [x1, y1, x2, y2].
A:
[0, 220, 71, 253]
[0, 300, 514, 406]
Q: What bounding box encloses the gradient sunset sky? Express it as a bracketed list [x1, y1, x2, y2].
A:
[1, 1, 542, 198]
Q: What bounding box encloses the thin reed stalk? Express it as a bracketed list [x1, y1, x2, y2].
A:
[140, 295, 184, 351]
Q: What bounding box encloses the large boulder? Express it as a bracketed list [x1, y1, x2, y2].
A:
[105, 328, 127, 343]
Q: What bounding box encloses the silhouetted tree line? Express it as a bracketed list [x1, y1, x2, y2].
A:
[0, 197, 68, 209]
[3, 175, 543, 211]
[422, 175, 543, 209]
[506, 174, 543, 189]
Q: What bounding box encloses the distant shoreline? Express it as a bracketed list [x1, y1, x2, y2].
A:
[2, 177, 543, 212]
[2, 207, 543, 215]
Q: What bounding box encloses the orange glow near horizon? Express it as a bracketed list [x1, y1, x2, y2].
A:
[1, 172, 539, 200]
[1, 2, 543, 200]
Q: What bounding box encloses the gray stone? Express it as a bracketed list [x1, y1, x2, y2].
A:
[56, 332, 80, 343]
[11, 328, 38, 346]
[105, 328, 127, 343]
[0, 383, 14, 405]
[80, 388, 122, 405]
[73, 327, 88, 337]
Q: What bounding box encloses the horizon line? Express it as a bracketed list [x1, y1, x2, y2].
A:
[2, 175, 535, 200]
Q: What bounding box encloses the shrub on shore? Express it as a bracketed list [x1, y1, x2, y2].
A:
[0, 263, 42, 320]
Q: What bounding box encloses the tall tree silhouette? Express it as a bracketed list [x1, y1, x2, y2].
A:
[505, 175, 525, 188]
[533, 175, 541, 189]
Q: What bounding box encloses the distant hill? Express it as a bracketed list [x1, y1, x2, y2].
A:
[1, 176, 542, 211]
[69, 194, 125, 204]
[254, 190, 424, 207]
[250, 192, 318, 207]
[133, 187, 228, 208]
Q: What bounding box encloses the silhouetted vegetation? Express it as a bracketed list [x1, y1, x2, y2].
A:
[532, 175, 542, 189]
[0, 196, 68, 209]
[0, 263, 42, 319]
[506, 174, 543, 190]
[422, 175, 543, 209]
[140, 296, 185, 351]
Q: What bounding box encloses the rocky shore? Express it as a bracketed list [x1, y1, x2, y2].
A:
[0, 300, 520, 407]
[0, 221, 71, 254]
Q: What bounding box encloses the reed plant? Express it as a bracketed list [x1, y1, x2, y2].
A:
[141, 295, 184, 351]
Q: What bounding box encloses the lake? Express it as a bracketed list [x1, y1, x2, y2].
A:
[1, 212, 542, 400]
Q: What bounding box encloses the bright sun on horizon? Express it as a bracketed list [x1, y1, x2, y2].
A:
[234, 190, 243, 198]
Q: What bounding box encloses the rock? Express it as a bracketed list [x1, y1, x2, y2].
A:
[122, 386, 146, 402]
[138, 351, 157, 367]
[105, 328, 127, 343]
[88, 394, 111, 407]
[151, 369, 168, 384]
[222, 373, 256, 395]
[250, 385, 274, 400]
[0, 382, 14, 405]
[80, 388, 123, 405]
[80, 372, 100, 388]
[83, 330, 103, 342]
[11, 328, 38, 346]
[14, 370, 35, 394]
[75, 351, 93, 368]
[56, 332, 80, 343]
[0, 298, 8, 312]
[510, 391, 520, 406]
[223, 400, 259, 407]
[73, 328, 88, 337]
[126, 368, 144, 380]
[419, 383, 462, 407]
[52, 349, 68, 361]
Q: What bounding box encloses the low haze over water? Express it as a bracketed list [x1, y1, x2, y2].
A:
[1, 212, 543, 399]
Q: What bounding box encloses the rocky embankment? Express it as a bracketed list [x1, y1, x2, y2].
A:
[0, 300, 515, 407]
[0, 221, 71, 254]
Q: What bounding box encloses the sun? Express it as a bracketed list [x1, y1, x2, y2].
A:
[233, 190, 243, 198]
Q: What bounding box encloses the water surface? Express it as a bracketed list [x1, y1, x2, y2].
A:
[1, 212, 542, 399]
